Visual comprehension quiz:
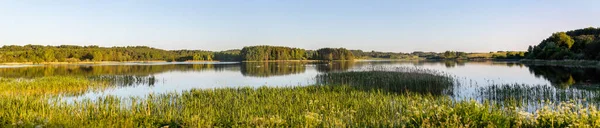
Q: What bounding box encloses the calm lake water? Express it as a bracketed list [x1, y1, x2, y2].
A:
[2, 60, 600, 107]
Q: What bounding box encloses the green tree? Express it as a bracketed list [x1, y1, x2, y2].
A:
[92, 51, 103, 61]
[551, 32, 575, 49]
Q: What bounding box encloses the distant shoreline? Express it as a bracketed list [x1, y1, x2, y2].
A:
[241, 60, 322, 62]
[0, 59, 419, 65]
[0, 60, 335, 65]
[0, 59, 532, 66]
[520, 59, 600, 67]
[0, 60, 223, 65]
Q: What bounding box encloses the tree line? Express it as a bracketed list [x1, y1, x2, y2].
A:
[526, 27, 600, 60]
[0, 44, 528, 63]
[240, 46, 307, 61]
[313, 48, 354, 61]
[351, 50, 419, 60]
[0, 45, 241, 63]
[239, 46, 356, 61]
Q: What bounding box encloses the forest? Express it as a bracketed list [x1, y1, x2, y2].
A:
[0, 45, 241, 63]
[351, 50, 420, 60]
[0, 44, 528, 63]
[239, 46, 307, 61]
[526, 27, 600, 60]
[239, 46, 357, 61]
[313, 48, 355, 61]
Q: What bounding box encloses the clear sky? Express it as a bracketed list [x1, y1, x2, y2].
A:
[1, 0, 599, 52]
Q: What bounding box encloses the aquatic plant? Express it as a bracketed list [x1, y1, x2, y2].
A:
[0, 76, 109, 96]
[3, 84, 600, 127]
[316, 67, 454, 95]
[3, 69, 600, 127]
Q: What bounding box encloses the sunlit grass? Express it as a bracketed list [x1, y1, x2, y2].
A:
[2, 73, 600, 127]
[316, 69, 454, 95]
[4, 85, 600, 127]
[0, 76, 109, 96]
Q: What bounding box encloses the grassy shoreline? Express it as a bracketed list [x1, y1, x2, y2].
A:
[2, 83, 599, 127]
[2, 71, 600, 127]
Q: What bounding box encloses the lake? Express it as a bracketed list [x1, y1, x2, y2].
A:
[2, 60, 599, 108]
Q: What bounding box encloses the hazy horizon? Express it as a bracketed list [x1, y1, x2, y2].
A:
[1, 0, 599, 52]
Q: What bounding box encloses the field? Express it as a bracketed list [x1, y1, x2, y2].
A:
[2, 71, 600, 127]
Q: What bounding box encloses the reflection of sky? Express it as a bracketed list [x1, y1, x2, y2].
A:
[77, 66, 320, 99]
[346, 61, 553, 100]
[0, 65, 40, 68]
[64, 61, 553, 100]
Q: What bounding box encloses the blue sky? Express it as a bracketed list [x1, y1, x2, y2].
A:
[1, 0, 599, 52]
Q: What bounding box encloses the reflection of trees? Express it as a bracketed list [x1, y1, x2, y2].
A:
[0, 64, 239, 78]
[477, 84, 598, 104]
[240, 62, 306, 77]
[526, 65, 600, 88]
[316, 61, 355, 72]
[504, 62, 524, 67]
[89, 75, 158, 87]
[442, 60, 465, 68]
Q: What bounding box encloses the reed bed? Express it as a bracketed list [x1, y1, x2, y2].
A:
[478, 84, 599, 103]
[0, 76, 109, 96]
[476, 84, 600, 112]
[88, 75, 158, 87]
[316, 69, 454, 95]
[3, 71, 600, 127]
[3, 85, 600, 127]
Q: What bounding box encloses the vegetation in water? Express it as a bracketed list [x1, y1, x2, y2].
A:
[3, 67, 600, 127]
[2, 77, 600, 127]
[477, 84, 599, 106]
[316, 70, 453, 95]
[0, 76, 109, 96]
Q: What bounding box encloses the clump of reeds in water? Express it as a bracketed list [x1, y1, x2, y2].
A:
[0, 76, 109, 96]
[88, 75, 158, 87]
[5, 84, 600, 127]
[477, 84, 599, 110]
[316, 66, 454, 95]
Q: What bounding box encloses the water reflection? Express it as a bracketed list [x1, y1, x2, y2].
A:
[2, 61, 600, 106]
[526, 65, 600, 89]
[240, 62, 306, 77]
[0, 63, 239, 78]
[2, 61, 600, 89]
[89, 75, 159, 87]
[315, 61, 355, 72]
[477, 84, 597, 103]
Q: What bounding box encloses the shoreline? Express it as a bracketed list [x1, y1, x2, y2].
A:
[241, 60, 322, 62]
[0, 59, 537, 66]
[520, 59, 600, 67]
[0, 60, 223, 65]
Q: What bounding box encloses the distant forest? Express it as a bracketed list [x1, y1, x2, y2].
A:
[7, 28, 600, 63]
[0, 45, 240, 63]
[0, 44, 524, 63]
[526, 27, 600, 60]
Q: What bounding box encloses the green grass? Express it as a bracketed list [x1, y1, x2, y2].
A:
[0, 76, 109, 96]
[2, 72, 600, 127]
[478, 84, 599, 104]
[316, 70, 453, 95]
